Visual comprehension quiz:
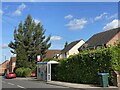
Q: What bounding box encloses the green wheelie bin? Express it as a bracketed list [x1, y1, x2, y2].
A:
[98, 73, 109, 87]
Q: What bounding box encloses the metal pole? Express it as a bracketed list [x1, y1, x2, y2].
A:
[5, 56, 6, 60]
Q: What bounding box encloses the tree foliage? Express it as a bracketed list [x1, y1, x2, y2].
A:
[111, 43, 120, 73]
[9, 15, 51, 68]
[64, 41, 68, 48]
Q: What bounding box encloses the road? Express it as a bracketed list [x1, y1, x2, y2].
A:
[1, 77, 118, 90]
[2, 77, 68, 88]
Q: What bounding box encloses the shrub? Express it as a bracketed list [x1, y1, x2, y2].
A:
[110, 44, 120, 73]
[15, 67, 25, 77]
[15, 67, 32, 77]
[23, 68, 32, 77]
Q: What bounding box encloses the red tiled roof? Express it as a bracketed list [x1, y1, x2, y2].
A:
[45, 50, 61, 59]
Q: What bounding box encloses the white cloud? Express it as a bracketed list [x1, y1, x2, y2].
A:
[94, 12, 108, 21]
[103, 19, 120, 31]
[94, 13, 117, 22]
[34, 19, 40, 24]
[107, 13, 118, 20]
[13, 3, 26, 16]
[0, 44, 8, 49]
[51, 36, 62, 41]
[0, 9, 4, 15]
[18, 3, 26, 10]
[64, 14, 73, 19]
[14, 10, 21, 16]
[11, 53, 16, 57]
[65, 18, 87, 30]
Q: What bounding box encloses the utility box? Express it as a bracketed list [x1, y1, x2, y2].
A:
[98, 73, 109, 87]
[37, 61, 59, 81]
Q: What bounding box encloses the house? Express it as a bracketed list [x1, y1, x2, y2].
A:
[78, 27, 120, 51]
[44, 50, 61, 59]
[8, 57, 16, 72]
[60, 39, 85, 58]
[0, 57, 16, 74]
[0, 60, 9, 75]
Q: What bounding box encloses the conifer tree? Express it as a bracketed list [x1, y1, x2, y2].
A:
[64, 41, 68, 48]
[9, 15, 51, 68]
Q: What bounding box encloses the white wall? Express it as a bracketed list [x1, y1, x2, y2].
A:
[61, 53, 66, 58]
[62, 40, 85, 58]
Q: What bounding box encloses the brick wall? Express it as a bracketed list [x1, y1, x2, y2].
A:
[0, 57, 16, 74]
[9, 57, 16, 72]
[115, 71, 120, 87]
[118, 74, 120, 87]
[0, 60, 9, 74]
[107, 32, 120, 46]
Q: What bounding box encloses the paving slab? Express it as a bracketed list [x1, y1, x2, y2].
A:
[47, 81, 118, 89]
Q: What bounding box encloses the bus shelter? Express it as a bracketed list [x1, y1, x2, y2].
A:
[37, 61, 59, 81]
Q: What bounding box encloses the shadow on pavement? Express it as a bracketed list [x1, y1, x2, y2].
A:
[1, 88, 118, 90]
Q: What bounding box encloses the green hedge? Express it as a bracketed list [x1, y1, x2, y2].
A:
[23, 68, 32, 77]
[15, 68, 32, 77]
[110, 44, 120, 73]
[51, 44, 120, 84]
[15, 67, 24, 77]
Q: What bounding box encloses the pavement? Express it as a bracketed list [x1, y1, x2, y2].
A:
[47, 81, 118, 89]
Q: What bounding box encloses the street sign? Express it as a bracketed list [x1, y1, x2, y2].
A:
[37, 55, 41, 62]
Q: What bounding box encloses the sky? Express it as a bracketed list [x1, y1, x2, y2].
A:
[0, 2, 119, 64]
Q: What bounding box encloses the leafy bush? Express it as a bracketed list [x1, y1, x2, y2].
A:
[110, 43, 120, 73]
[23, 68, 32, 77]
[51, 44, 120, 84]
[15, 67, 32, 77]
[15, 67, 25, 77]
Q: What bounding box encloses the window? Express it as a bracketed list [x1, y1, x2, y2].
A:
[96, 45, 104, 50]
[54, 53, 59, 58]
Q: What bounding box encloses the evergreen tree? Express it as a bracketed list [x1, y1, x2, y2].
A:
[16, 45, 29, 68]
[9, 15, 51, 68]
[64, 41, 68, 48]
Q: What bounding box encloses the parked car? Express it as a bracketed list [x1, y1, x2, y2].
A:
[5, 72, 16, 79]
[31, 71, 36, 77]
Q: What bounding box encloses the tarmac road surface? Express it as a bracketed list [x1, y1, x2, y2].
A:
[1, 77, 119, 90]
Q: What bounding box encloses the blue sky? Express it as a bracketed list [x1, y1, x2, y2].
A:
[0, 2, 119, 63]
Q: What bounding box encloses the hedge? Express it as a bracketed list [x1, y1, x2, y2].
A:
[15, 67, 32, 77]
[15, 67, 25, 77]
[23, 68, 32, 77]
[110, 44, 120, 73]
[51, 44, 120, 84]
